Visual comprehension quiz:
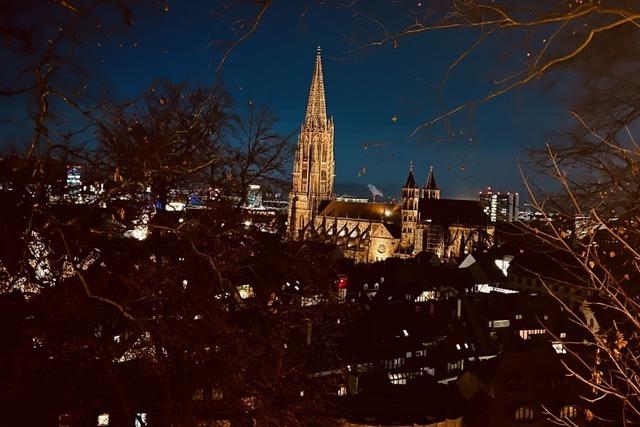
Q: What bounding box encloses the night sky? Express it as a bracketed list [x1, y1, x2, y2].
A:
[1, 1, 577, 200]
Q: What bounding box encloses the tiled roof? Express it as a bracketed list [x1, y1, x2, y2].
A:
[318, 201, 401, 223]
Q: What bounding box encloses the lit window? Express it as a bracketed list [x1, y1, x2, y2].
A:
[212, 388, 223, 401]
[241, 396, 256, 409]
[134, 413, 148, 427]
[552, 342, 567, 354]
[447, 360, 463, 372]
[560, 405, 578, 420]
[193, 388, 204, 401]
[237, 284, 255, 299]
[515, 406, 534, 422]
[97, 413, 109, 426]
[492, 319, 510, 328]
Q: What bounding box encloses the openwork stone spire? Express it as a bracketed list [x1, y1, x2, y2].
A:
[303, 46, 328, 130]
[288, 47, 336, 240]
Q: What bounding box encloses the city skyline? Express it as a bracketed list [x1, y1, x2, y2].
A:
[0, 1, 570, 199]
[1, 2, 639, 426]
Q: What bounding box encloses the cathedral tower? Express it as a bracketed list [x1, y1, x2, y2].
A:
[401, 163, 419, 249]
[288, 47, 335, 240]
[423, 166, 440, 199]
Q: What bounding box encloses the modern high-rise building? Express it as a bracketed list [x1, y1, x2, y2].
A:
[246, 184, 263, 208]
[478, 187, 519, 222]
[66, 165, 82, 188]
[66, 165, 83, 202]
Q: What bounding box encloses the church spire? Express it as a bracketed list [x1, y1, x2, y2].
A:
[423, 166, 440, 199]
[287, 47, 335, 240]
[403, 162, 417, 188]
[425, 166, 437, 190]
[303, 46, 328, 130]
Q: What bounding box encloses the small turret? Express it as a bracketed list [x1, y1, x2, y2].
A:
[403, 162, 417, 189]
[423, 166, 440, 199]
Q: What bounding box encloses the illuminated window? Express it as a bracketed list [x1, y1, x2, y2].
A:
[490, 319, 510, 328]
[447, 360, 463, 372]
[237, 284, 255, 299]
[560, 405, 578, 420]
[212, 388, 223, 401]
[134, 413, 147, 427]
[515, 406, 534, 422]
[193, 388, 204, 401]
[552, 342, 567, 354]
[241, 396, 256, 409]
[97, 413, 109, 426]
[388, 373, 407, 385]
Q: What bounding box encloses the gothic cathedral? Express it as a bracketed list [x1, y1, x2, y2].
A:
[287, 48, 493, 262]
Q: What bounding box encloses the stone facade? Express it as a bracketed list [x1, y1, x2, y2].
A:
[287, 49, 493, 262]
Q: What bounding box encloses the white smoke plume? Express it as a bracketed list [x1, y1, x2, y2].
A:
[367, 184, 384, 199]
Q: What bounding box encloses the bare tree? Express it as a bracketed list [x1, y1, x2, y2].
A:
[0, 3, 346, 425]
[94, 81, 233, 208]
[323, 1, 640, 136]
[226, 102, 294, 205]
[518, 123, 640, 425]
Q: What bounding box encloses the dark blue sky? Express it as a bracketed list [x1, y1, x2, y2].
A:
[2, 1, 574, 199]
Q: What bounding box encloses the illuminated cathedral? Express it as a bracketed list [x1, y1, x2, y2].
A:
[288, 48, 493, 262]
